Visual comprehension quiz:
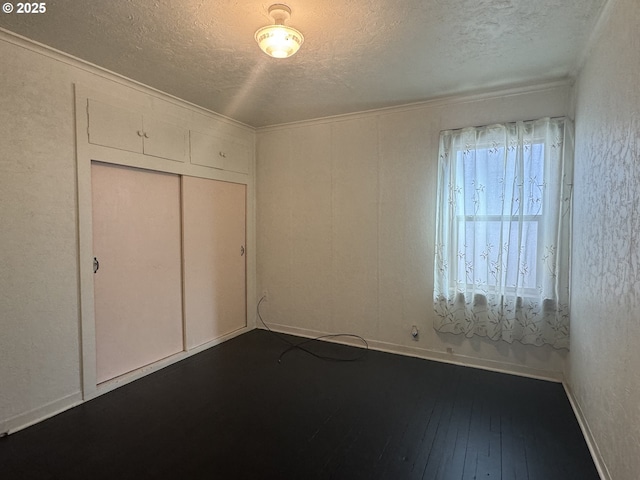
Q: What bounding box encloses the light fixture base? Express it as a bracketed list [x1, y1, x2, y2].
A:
[268, 4, 291, 25]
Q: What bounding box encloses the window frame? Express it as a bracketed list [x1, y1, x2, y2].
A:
[449, 141, 547, 298]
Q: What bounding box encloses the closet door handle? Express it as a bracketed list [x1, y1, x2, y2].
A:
[93, 257, 100, 274]
[240, 245, 245, 256]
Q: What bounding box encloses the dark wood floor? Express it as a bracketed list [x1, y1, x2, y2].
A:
[0, 330, 599, 480]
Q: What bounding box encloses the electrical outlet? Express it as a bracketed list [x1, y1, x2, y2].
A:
[410, 325, 419, 340]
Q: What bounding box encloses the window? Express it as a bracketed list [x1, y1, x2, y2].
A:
[453, 142, 544, 295]
[433, 118, 573, 348]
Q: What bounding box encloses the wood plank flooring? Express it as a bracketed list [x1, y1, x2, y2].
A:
[0, 330, 599, 479]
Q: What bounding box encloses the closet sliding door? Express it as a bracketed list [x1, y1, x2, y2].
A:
[92, 162, 183, 384]
[183, 176, 246, 349]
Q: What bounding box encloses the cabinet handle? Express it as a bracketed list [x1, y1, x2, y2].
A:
[143, 132, 149, 138]
[219, 151, 226, 158]
[137, 130, 144, 137]
[93, 257, 100, 274]
[240, 245, 245, 256]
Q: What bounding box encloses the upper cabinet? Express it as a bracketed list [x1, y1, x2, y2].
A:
[86, 97, 252, 175]
[143, 116, 190, 163]
[190, 130, 251, 175]
[88, 99, 189, 163]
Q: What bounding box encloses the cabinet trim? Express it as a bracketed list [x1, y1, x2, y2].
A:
[75, 83, 256, 402]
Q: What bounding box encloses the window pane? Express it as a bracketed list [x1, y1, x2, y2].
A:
[456, 219, 539, 290]
[455, 144, 545, 217]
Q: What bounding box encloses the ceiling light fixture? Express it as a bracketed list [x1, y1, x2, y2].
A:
[255, 4, 304, 59]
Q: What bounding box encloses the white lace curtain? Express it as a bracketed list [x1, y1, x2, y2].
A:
[433, 117, 573, 348]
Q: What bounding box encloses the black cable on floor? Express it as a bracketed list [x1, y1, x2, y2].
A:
[256, 296, 369, 363]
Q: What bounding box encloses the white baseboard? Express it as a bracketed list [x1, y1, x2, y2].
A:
[260, 324, 612, 477]
[87, 326, 252, 400]
[1, 391, 84, 436]
[563, 382, 611, 480]
[3, 326, 252, 434]
[257, 323, 564, 383]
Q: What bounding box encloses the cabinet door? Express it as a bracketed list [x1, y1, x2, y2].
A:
[143, 116, 189, 163]
[190, 130, 251, 174]
[87, 99, 144, 153]
[190, 131, 225, 170]
[183, 177, 246, 349]
[222, 139, 251, 174]
[92, 162, 184, 384]
[87, 99, 188, 163]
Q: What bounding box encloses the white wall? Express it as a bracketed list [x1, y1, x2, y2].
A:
[0, 36, 84, 432]
[568, 0, 640, 478]
[8, 8, 636, 464]
[256, 84, 571, 378]
[0, 32, 254, 433]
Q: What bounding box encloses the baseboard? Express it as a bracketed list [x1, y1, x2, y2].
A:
[563, 382, 611, 480]
[3, 326, 252, 433]
[1, 391, 83, 436]
[257, 323, 563, 383]
[88, 326, 252, 400]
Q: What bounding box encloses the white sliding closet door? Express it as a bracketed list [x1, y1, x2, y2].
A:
[183, 176, 246, 349]
[92, 162, 183, 384]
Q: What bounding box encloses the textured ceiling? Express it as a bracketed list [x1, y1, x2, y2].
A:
[0, 0, 606, 127]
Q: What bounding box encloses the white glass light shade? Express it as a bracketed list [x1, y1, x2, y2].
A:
[255, 24, 304, 58]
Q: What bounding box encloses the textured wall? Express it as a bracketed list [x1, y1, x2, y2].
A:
[569, 0, 640, 478]
[0, 39, 83, 430]
[0, 33, 254, 432]
[256, 85, 571, 377]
